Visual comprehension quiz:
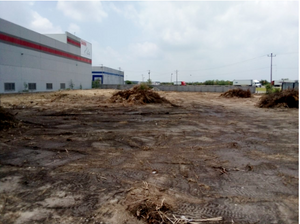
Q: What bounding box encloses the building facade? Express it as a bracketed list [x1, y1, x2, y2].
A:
[0, 18, 93, 93]
[0, 18, 125, 93]
[92, 66, 124, 85]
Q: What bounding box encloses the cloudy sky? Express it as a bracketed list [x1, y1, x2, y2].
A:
[0, 1, 298, 82]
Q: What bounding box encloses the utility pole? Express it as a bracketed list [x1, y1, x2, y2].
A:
[267, 53, 276, 85]
[171, 73, 173, 83]
[148, 70, 150, 81]
[176, 70, 178, 85]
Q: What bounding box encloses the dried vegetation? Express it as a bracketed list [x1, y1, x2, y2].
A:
[258, 89, 299, 108]
[110, 84, 179, 106]
[125, 182, 222, 224]
[220, 88, 252, 98]
[0, 106, 19, 130]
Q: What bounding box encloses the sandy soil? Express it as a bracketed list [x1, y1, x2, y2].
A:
[0, 89, 298, 224]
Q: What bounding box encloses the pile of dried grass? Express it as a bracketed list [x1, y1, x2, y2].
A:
[127, 197, 172, 223]
[0, 106, 19, 130]
[125, 182, 222, 224]
[126, 182, 174, 224]
[258, 89, 299, 108]
[220, 88, 252, 98]
[110, 84, 178, 106]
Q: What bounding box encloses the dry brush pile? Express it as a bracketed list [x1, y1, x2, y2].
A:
[110, 84, 178, 106]
[220, 88, 252, 98]
[0, 106, 19, 130]
[125, 182, 222, 224]
[258, 89, 299, 108]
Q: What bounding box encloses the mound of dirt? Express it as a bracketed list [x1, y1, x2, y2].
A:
[258, 89, 299, 108]
[0, 106, 19, 130]
[110, 84, 178, 106]
[220, 88, 252, 98]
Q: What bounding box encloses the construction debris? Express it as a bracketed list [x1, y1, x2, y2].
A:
[110, 84, 179, 106]
[220, 88, 252, 98]
[258, 89, 299, 108]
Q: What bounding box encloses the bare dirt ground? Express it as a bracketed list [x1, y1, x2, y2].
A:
[0, 89, 298, 224]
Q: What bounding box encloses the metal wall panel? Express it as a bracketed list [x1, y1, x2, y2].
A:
[40, 35, 56, 49]
[20, 28, 40, 44]
[0, 18, 92, 93]
[0, 19, 21, 37]
[0, 49, 22, 67]
[92, 66, 124, 85]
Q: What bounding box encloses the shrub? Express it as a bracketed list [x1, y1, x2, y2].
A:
[92, 80, 101, 88]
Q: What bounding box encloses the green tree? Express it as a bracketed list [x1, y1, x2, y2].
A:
[69, 80, 74, 89]
[92, 80, 101, 88]
[260, 80, 269, 86]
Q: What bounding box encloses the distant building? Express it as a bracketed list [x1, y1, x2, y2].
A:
[92, 66, 124, 85]
[0, 18, 124, 93]
[282, 80, 299, 90]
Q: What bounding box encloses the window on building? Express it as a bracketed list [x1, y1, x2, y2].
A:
[46, 83, 53, 90]
[4, 83, 15, 91]
[60, 83, 66, 89]
[28, 83, 36, 90]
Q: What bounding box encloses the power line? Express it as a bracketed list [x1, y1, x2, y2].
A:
[178, 54, 266, 72]
[195, 66, 270, 78]
[276, 52, 298, 55]
[123, 54, 267, 74]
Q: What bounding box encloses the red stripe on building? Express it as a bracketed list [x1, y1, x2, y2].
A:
[67, 37, 81, 48]
[0, 33, 91, 64]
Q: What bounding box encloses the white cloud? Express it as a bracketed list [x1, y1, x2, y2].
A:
[91, 40, 126, 69]
[109, 2, 138, 21]
[30, 11, 62, 33]
[113, 1, 298, 81]
[129, 42, 161, 59]
[56, 1, 107, 22]
[67, 23, 80, 36]
[0, 2, 33, 28]
[136, 2, 212, 48]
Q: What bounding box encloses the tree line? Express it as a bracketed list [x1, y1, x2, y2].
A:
[125, 79, 270, 86]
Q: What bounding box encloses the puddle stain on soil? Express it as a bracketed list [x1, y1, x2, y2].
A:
[0, 90, 298, 224]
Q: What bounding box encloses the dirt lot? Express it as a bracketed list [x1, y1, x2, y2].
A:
[0, 89, 298, 224]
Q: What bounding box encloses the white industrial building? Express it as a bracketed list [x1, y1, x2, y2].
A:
[0, 18, 124, 94]
[92, 66, 124, 85]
